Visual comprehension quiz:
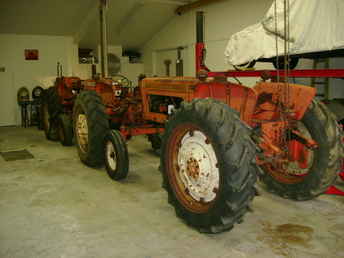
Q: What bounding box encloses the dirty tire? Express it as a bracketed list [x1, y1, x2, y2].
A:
[260, 99, 343, 200]
[41, 89, 59, 141]
[272, 57, 299, 70]
[38, 89, 46, 130]
[161, 98, 258, 233]
[37, 89, 46, 130]
[104, 130, 129, 181]
[73, 91, 109, 167]
[147, 134, 162, 152]
[58, 114, 74, 146]
[47, 86, 63, 118]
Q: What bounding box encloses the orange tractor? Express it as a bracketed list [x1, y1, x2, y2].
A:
[40, 63, 82, 146]
[45, 4, 343, 233]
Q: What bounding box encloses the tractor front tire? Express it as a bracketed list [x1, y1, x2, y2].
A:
[104, 130, 129, 181]
[73, 91, 109, 167]
[58, 114, 74, 146]
[260, 100, 343, 200]
[161, 98, 258, 233]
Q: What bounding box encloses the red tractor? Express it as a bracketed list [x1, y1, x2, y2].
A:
[41, 63, 81, 146]
[67, 7, 343, 234]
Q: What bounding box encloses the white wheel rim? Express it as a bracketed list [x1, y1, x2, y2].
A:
[76, 114, 88, 152]
[177, 130, 219, 203]
[106, 141, 117, 170]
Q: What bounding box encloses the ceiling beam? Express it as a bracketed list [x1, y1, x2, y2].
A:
[144, 0, 187, 5]
[175, 0, 225, 15]
[117, 2, 145, 36]
[117, 0, 186, 36]
[74, 1, 98, 43]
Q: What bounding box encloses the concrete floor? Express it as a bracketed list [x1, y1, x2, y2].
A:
[0, 127, 343, 258]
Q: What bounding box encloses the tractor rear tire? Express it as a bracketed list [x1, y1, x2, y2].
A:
[147, 134, 162, 154]
[57, 114, 74, 146]
[160, 98, 258, 233]
[260, 100, 343, 200]
[41, 89, 59, 141]
[104, 130, 129, 181]
[37, 89, 46, 130]
[272, 57, 299, 70]
[47, 86, 63, 118]
[73, 91, 109, 167]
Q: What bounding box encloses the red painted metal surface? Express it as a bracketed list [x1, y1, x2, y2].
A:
[325, 185, 344, 196]
[340, 171, 344, 181]
[120, 127, 164, 138]
[195, 43, 210, 75]
[194, 82, 226, 101]
[207, 69, 344, 78]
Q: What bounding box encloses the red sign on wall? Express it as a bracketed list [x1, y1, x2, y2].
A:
[25, 49, 39, 60]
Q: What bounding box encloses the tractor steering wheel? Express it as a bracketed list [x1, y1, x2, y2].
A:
[112, 74, 132, 88]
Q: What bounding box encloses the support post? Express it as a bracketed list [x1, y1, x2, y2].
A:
[195, 11, 209, 77]
[99, 0, 109, 78]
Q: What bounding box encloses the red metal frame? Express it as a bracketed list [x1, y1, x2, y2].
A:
[325, 170, 344, 196]
[195, 35, 344, 196]
[207, 69, 344, 78]
[120, 126, 164, 138]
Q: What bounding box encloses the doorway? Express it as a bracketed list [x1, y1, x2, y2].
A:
[0, 70, 16, 126]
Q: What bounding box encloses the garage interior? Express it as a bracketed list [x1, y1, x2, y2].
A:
[1, 0, 344, 257]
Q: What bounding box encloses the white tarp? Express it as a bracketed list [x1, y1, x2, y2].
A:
[225, 0, 344, 66]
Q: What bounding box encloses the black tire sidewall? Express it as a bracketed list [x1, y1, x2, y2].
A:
[104, 130, 129, 181]
[260, 101, 338, 200]
[161, 99, 257, 232]
[165, 116, 227, 216]
[73, 91, 109, 167]
[58, 114, 73, 146]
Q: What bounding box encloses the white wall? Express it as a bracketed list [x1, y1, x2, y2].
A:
[0, 35, 144, 126]
[0, 34, 75, 126]
[142, 0, 344, 99]
[74, 45, 144, 85]
[143, 0, 274, 86]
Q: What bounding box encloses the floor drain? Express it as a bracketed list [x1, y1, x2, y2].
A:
[0, 149, 34, 161]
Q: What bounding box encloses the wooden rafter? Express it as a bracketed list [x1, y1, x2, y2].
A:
[175, 0, 225, 15]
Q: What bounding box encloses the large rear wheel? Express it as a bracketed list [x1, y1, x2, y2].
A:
[57, 114, 73, 146]
[147, 134, 162, 154]
[161, 98, 258, 233]
[41, 88, 59, 141]
[260, 100, 343, 200]
[73, 91, 109, 167]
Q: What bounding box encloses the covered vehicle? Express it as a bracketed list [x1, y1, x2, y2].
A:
[225, 0, 344, 69]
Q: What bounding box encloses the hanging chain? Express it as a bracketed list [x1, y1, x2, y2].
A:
[274, 0, 280, 82]
[282, 0, 292, 164]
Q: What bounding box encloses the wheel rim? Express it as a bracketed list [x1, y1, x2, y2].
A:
[263, 121, 315, 184]
[167, 124, 220, 213]
[76, 113, 88, 153]
[106, 141, 117, 171]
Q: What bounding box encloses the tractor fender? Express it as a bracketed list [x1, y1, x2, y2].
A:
[252, 82, 316, 122]
[194, 82, 257, 125]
